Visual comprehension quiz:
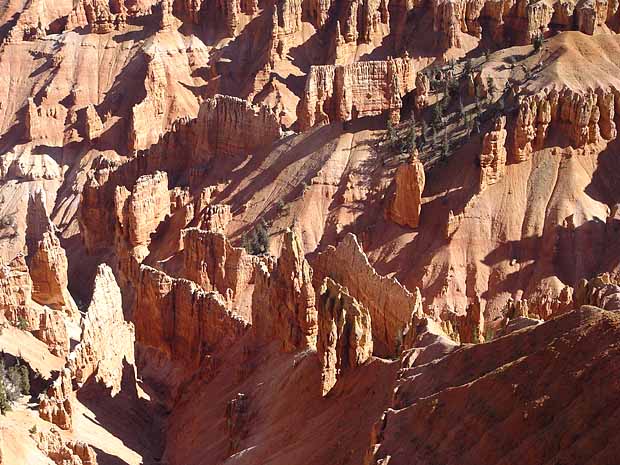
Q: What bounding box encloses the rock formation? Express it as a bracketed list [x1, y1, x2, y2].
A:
[372, 307, 620, 465]
[387, 152, 425, 228]
[456, 295, 484, 343]
[26, 189, 77, 316]
[25, 98, 68, 147]
[83, 0, 127, 34]
[181, 228, 259, 317]
[428, 0, 620, 50]
[0, 254, 33, 325]
[84, 104, 104, 141]
[189, 95, 282, 159]
[135, 265, 249, 374]
[479, 115, 507, 191]
[199, 204, 233, 234]
[39, 368, 74, 430]
[33, 308, 69, 357]
[252, 230, 318, 351]
[225, 392, 250, 454]
[317, 278, 373, 395]
[414, 72, 431, 111]
[33, 427, 98, 465]
[313, 233, 423, 358]
[128, 52, 171, 152]
[68, 264, 135, 394]
[511, 87, 617, 161]
[574, 274, 620, 312]
[297, 57, 415, 130]
[115, 171, 171, 263]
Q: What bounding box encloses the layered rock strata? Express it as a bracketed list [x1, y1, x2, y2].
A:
[317, 278, 373, 395]
[252, 230, 318, 351]
[68, 264, 135, 395]
[313, 233, 423, 358]
[387, 153, 425, 228]
[135, 265, 250, 373]
[479, 115, 507, 191]
[26, 189, 77, 316]
[297, 57, 415, 130]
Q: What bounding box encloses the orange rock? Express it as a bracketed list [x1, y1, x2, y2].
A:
[33, 427, 97, 465]
[317, 278, 373, 395]
[84, 104, 104, 141]
[26, 189, 77, 316]
[387, 152, 425, 228]
[297, 57, 415, 131]
[33, 308, 69, 357]
[479, 115, 507, 191]
[190, 95, 282, 159]
[252, 229, 318, 351]
[313, 233, 423, 357]
[25, 98, 68, 147]
[68, 264, 135, 394]
[0, 254, 33, 324]
[198, 204, 233, 234]
[181, 228, 259, 318]
[39, 368, 74, 430]
[135, 265, 249, 375]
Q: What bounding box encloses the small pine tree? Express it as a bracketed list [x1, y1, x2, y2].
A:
[458, 96, 466, 121]
[486, 76, 497, 100]
[386, 119, 398, 150]
[442, 131, 450, 159]
[0, 378, 10, 415]
[473, 116, 481, 134]
[254, 221, 269, 255]
[432, 103, 443, 128]
[533, 33, 544, 52]
[16, 317, 28, 331]
[463, 59, 473, 76]
[403, 114, 417, 152]
[420, 120, 428, 145]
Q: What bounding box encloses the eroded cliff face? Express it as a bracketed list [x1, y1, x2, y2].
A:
[39, 368, 74, 430]
[252, 230, 318, 352]
[317, 278, 373, 395]
[33, 427, 98, 465]
[181, 227, 259, 318]
[68, 264, 135, 395]
[297, 57, 415, 130]
[428, 0, 620, 50]
[135, 264, 249, 390]
[189, 95, 282, 159]
[0, 254, 33, 324]
[26, 189, 77, 317]
[511, 86, 619, 160]
[479, 116, 507, 191]
[313, 233, 423, 358]
[387, 152, 425, 228]
[4, 0, 620, 462]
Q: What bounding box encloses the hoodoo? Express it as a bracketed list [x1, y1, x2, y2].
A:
[0, 1, 619, 464]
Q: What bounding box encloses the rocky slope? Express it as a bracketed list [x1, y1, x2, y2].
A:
[0, 0, 620, 464]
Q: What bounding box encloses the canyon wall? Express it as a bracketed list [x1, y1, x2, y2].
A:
[297, 57, 415, 130]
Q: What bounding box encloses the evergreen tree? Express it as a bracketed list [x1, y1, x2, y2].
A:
[442, 130, 450, 159]
[458, 96, 466, 122]
[432, 102, 443, 128]
[533, 33, 544, 52]
[420, 120, 428, 145]
[486, 76, 497, 100]
[255, 220, 269, 255]
[0, 378, 9, 415]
